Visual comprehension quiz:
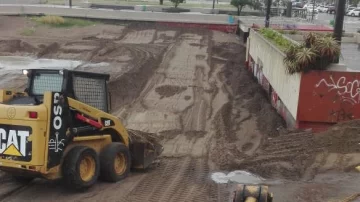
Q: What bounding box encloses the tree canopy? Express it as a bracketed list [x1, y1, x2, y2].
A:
[170, 0, 184, 8]
[349, 0, 360, 6]
[231, 0, 257, 16]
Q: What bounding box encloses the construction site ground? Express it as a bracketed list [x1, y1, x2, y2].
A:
[0, 16, 359, 202]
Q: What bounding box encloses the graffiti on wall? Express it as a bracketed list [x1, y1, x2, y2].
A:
[298, 72, 360, 123]
[315, 75, 360, 105]
[245, 56, 296, 127]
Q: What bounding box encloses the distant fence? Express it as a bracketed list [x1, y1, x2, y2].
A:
[258, 7, 307, 19]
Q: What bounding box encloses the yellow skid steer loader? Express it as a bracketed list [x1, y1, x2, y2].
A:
[0, 69, 163, 190]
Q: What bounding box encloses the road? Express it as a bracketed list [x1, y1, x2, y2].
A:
[314, 12, 360, 33]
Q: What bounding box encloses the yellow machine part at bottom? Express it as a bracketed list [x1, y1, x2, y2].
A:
[232, 185, 273, 202]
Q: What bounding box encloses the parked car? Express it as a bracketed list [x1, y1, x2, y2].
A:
[347, 8, 360, 16]
[317, 5, 328, 12]
[307, 7, 319, 14]
[346, 6, 357, 13]
[293, 2, 304, 8]
[303, 3, 315, 9]
[327, 5, 336, 14]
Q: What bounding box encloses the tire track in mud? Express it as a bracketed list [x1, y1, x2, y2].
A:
[122, 157, 213, 202]
[107, 43, 168, 112]
[114, 30, 231, 201]
[0, 25, 237, 201]
[122, 32, 215, 140]
[0, 175, 29, 202]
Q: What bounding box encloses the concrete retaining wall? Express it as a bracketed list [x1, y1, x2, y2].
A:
[356, 33, 360, 43]
[247, 28, 358, 131]
[0, 4, 234, 25]
[134, 5, 220, 14]
[248, 29, 301, 120]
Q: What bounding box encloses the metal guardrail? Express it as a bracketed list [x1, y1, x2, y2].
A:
[258, 7, 307, 19]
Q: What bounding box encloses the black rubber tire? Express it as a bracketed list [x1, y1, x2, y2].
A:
[62, 146, 100, 190]
[351, 13, 355, 17]
[99, 142, 131, 182]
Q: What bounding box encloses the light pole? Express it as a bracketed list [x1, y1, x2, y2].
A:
[265, 0, 272, 27]
[311, 0, 315, 21]
[333, 0, 346, 63]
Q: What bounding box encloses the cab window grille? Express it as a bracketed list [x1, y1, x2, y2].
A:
[32, 73, 63, 95]
[72, 76, 107, 112]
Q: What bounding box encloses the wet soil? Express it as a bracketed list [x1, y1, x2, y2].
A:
[155, 85, 187, 99]
[0, 16, 359, 202]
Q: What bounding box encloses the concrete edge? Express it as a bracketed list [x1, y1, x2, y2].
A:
[0, 4, 237, 25]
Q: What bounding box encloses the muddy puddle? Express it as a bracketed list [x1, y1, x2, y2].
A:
[211, 170, 284, 185]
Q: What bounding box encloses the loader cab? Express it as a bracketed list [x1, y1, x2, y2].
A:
[22, 69, 111, 113]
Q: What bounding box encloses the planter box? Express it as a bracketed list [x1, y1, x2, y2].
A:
[246, 29, 360, 131]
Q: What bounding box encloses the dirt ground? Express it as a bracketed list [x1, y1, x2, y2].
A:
[0, 16, 359, 202]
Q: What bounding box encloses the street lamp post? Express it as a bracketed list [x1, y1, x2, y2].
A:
[311, 0, 315, 21]
[333, 0, 346, 63]
[265, 0, 272, 27]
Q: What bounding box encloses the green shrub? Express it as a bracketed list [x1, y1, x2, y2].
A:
[288, 29, 298, 35]
[35, 15, 65, 25]
[278, 29, 285, 34]
[283, 32, 340, 74]
[33, 15, 96, 27]
[258, 28, 340, 74]
[259, 28, 292, 51]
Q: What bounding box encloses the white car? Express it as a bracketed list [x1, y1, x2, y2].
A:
[347, 8, 360, 17]
[307, 7, 319, 14]
[303, 3, 314, 8]
[317, 6, 328, 12]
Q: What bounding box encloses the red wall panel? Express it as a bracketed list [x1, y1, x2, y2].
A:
[298, 71, 360, 123]
[157, 22, 237, 33]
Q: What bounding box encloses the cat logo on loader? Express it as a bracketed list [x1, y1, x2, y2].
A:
[0, 128, 29, 157]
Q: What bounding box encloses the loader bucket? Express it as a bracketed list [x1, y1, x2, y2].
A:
[127, 129, 163, 170]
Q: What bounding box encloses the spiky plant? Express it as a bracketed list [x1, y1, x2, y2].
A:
[284, 45, 298, 63]
[295, 47, 317, 69]
[285, 44, 300, 57]
[304, 32, 318, 48]
[284, 59, 300, 74]
[284, 44, 301, 74]
[314, 36, 341, 61]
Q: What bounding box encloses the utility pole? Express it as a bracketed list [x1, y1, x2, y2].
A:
[333, 0, 346, 63]
[265, 0, 272, 27]
[69, 0, 72, 8]
[311, 0, 315, 21]
[212, 0, 215, 9]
